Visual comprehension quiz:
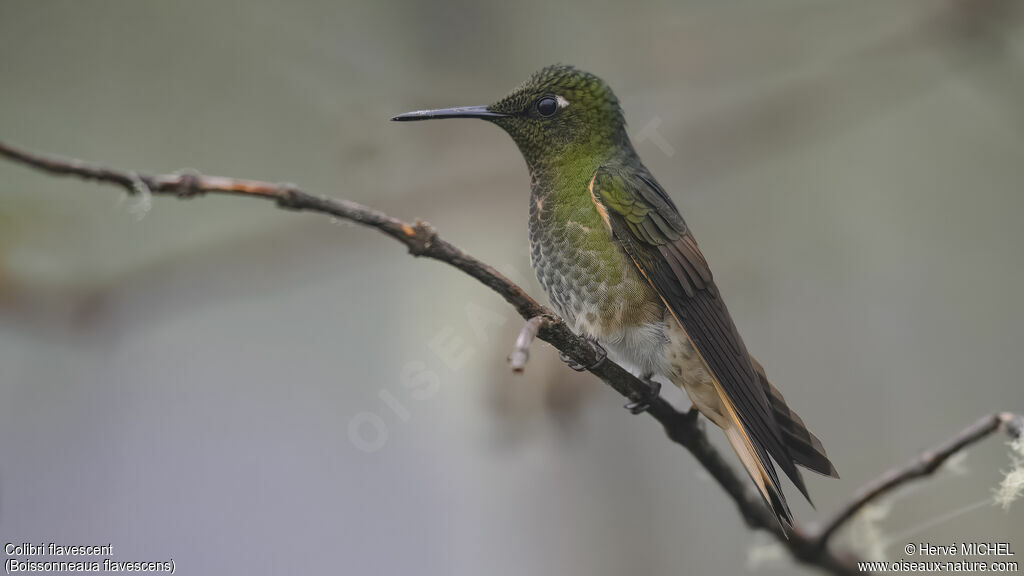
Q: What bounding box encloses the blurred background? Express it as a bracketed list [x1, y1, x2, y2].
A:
[1, 1, 1023, 574]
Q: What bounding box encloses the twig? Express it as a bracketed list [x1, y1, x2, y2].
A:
[2, 138, 1018, 576]
[812, 411, 1021, 549]
[508, 316, 549, 373]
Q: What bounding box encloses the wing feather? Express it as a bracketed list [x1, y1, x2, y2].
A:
[591, 164, 807, 517]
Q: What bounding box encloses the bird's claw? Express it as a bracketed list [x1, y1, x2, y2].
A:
[625, 375, 662, 414]
[558, 350, 587, 372]
[558, 337, 606, 372]
[683, 406, 701, 423]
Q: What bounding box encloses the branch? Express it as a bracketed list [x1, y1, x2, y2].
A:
[2, 138, 1018, 576]
[812, 411, 1022, 548]
[508, 316, 548, 373]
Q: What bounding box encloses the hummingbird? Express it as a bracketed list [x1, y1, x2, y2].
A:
[393, 65, 838, 529]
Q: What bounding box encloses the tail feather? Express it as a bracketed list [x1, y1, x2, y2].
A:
[751, 358, 840, 480]
[713, 359, 838, 530]
[674, 351, 836, 529]
[717, 385, 795, 530]
[723, 425, 794, 530]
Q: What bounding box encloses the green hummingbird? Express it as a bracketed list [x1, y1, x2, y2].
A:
[393, 64, 838, 528]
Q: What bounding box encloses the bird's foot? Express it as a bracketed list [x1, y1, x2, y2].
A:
[558, 336, 607, 372]
[625, 373, 662, 414]
[683, 405, 701, 424]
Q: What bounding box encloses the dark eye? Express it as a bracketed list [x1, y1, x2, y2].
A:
[536, 96, 558, 117]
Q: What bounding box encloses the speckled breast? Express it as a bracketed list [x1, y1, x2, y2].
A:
[527, 182, 661, 340]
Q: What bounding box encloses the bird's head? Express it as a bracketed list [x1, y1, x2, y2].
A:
[393, 65, 629, 170]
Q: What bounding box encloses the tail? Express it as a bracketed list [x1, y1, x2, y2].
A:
[716, 359, 839, 531]
[717, 389, 795, 530]
[750, 357, 840, 482]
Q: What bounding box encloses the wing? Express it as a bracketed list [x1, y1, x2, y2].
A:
[590, 163, 808, 516]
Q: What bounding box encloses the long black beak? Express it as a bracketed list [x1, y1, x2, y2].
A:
[391, 105, 507, 122]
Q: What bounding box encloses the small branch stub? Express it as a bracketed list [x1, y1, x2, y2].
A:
[403, 220, 436, 256]
[509, 316, 547, 373]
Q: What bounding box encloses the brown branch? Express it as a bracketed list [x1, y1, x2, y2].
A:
[812, 411, 1022, 549]
[2, 138, 1018, 576]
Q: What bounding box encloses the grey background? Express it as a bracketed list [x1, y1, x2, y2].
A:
[1, 1, 1022, 574]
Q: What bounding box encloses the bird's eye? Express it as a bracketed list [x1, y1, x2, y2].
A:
[536, 96, 558, 117]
